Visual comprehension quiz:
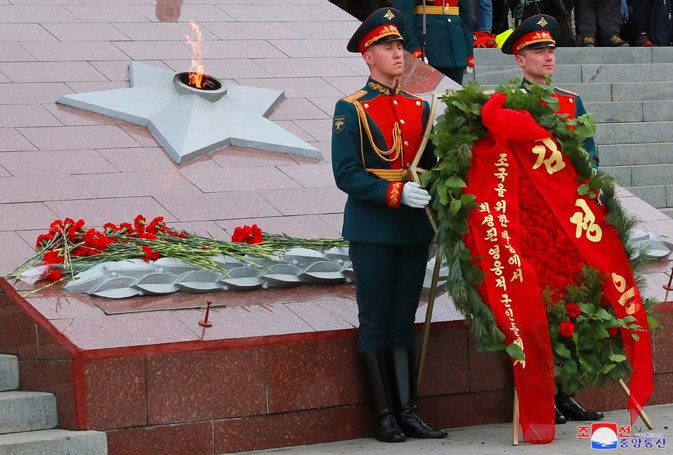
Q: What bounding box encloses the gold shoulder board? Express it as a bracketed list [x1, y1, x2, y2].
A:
[342, 90, 367, 103]
[555, 86, 579, 97]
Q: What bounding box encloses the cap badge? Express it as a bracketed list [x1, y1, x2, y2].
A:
[384, 9, 395, 21]
[537, 17, 548, 27]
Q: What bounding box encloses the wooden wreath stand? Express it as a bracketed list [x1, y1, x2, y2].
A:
[410, 95, 654, 446]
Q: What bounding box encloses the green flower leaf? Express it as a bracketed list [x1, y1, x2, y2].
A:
[594, 308, 614, 321]
[450, 199, 462, 215]
[609, 353, 627, 363]
[602, 363, 617, 374]
[445, 175, 467, 189]
[554, 342, 572, 359]
[563, 358, 578, 374]
[593, 327, 610, 339]
[577, 184, 590, 196]
[505, 342, 525, 361]
[460, 193, 477, 206]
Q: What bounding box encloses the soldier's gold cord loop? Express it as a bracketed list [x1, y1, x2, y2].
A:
[352, 100, 402, 163]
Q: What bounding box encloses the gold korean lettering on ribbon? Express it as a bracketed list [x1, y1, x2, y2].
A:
[569, 199, 603, 242]
[612, 272, 637, 315]
[532, 138, 566, 175]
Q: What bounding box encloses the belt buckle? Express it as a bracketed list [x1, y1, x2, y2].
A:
[443, 5, 449, 15]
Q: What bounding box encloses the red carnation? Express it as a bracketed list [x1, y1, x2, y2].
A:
[45, 269, 62, 282]
[232, 225, 251, 243]
[607, 327, 619, 338]
[43, 249, 64, 264]
[566, 302, 581, 319]
[559, 321, 575, 338]
[141, 245, 160, 262]
[36, 233, 54, 248]
[232, 224, 263, 244]
[134, 214, 147, 229]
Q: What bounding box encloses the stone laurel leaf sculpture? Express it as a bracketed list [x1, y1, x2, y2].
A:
[421, 81, 659, 394]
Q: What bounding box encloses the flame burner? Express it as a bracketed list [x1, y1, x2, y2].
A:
[173, 72, 227, 102]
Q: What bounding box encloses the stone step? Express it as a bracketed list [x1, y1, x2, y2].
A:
[0, 429, 107, 455]
[0, 355, 18, 392]
[587, 101, 673, 123]
[599, 142, 673, 167]
[624, 186, 671, 209]
[472, 65, 580, 86]
[473, 63, 673, 86]
[595, 121, 673, 145]
[0, 391, 57, 435]
[602, 164, 673, 188]
[611, 82, 673, 102]
[582, 63, 673, 83]
[474, 46, 673, 66]
[660, 207, 673, 219]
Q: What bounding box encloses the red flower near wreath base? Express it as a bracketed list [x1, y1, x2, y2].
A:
[566, 302, 581, 319]
[45, 269, 62, 282]
[559, 320, 575, 338]
[43, 249, 64, 264]
[607, 327, 619, 338]
[232, 224, 263, 244]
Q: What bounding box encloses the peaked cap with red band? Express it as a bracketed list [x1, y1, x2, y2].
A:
[347, 8, 405, 54]
[501, 14, 559, 55]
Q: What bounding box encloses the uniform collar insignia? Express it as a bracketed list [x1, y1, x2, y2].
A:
[367, 78, 401, 96]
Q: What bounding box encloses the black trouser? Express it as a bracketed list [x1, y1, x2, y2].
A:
[436, 67, 465, 85]
[523, 0, 576, 46]
[576, 0, 622, 39]
[349, 242, 429, 352]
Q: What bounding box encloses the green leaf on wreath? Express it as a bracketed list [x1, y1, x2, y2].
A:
[594, 308, 613, 321]
[563, 358, 578, 374]
[450, 199, 462, 215]
[577, 184, 590, 196]
[420, 170, 435, 187]
[460, 193, 476, 207]
[435, 180, 449, 206]
[609, 353, 627, 363]
[554, 342, 572, 359]
[505, 342, 525, 361]
[631, 333, 640, 342]
[451, 99, 469, 114]
[593, 327, 610, 339]
[602, 363, 616, 374]
[578, 357, 593, 374]
[445, 176, 466, 189]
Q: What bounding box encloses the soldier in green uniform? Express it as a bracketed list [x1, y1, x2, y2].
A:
[502, 14, 604, 424]
[393, 0, 474, 84]
[332, 8, 447, 443]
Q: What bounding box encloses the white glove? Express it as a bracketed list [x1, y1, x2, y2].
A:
[401, 182, 431, 209]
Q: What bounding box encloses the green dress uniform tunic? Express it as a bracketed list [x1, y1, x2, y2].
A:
[332, 78, 435, 351]
[393, 0, 473, 80]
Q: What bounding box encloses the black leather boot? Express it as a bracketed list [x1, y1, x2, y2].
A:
[555, 405, 567, 424]
[390, 348, 448, 439]
[555, 393, 604, 421]
[359, 351, 406, 443]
